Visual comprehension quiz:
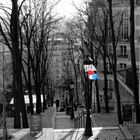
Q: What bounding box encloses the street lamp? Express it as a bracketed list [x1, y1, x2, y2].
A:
[69, 80, 74, 120]
[2, 45, 8, 139]
[83, 55, 96, 137]
[65, 89, 69, 115]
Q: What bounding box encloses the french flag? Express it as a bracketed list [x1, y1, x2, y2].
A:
[88, 70, 99, 80]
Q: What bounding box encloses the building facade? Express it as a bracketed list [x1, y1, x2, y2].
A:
[88, 0, 140, 111]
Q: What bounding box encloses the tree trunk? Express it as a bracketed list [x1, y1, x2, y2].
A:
[114, 79, 122, 124]
[103, 48, 109, 113]
[28, 84, 34, 114]
[108, 0, 123, 124]
[18, 55, 29, 128]
[73, 66, 79, 104]
[21, 93, 29, 128]
[130, 0, 140, 123]
[89, 43, 93, 109]
[11, 0, 21, 128]
[94, 60, 101, 113]
[36, 84, 42, 114]
[13, 73, 21, 128]
[13, 56, 28, 128]
[28, 49, 34, 114]
[95, 80, 101, 113]
[42, 86, 46, 111]
[11, 0, 28, 128]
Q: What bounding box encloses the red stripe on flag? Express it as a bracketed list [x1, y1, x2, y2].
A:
[88, 70, 94, 75]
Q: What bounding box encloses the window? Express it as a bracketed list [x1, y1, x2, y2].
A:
[136, 0, 140, 6]
[107, 45, 113, 55]
[120, 45, 127, 55]
[118, 45, 128, 58]
[135, 15, 140, 26]
[108, 92, 113, 100]
[123, 25, 128, 39]
[135, 29, 140, 42]
[107, 80, 112, 88]
[106, 63, 112, 74]
[119, 63, 126, 69]
[121, 11, 129, 39]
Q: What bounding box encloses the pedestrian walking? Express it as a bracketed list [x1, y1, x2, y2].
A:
[56, 98, 60, 112]
[27, 105, 31, 113]
[74, 101, 78, 111]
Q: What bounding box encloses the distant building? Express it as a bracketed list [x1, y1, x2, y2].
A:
[88, 0, 140, 111]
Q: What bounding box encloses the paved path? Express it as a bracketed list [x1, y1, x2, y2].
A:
[126, 124, 140, 139]
[0, 128, 54, 140]
[55, 112, 74, 129]
[92, 113, 118, 127]
[54, 127, 126, 140]
[0, 109, 139, 140]
[92, 112, 140, 139]
[54, 112, 127, 140]
[0, 127, 127, 140]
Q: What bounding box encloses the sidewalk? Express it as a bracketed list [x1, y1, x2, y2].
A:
[125, 124, 140, 139]
[92, 113, 118, 127]
[53, 110, 135, 140]
[55, 112, 74, 129]
[54, 127, 125, 140]
[0, 128, 54, 140]
[92, 112, 140, 140]
[0, 108, 140, 140]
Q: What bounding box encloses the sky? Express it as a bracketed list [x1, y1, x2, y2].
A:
[55, 0, 83, 18]
[0, 0, 84, 19]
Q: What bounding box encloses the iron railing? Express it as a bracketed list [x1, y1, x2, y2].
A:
[74, 109, 86, 128]
[74, 109, 94, 128]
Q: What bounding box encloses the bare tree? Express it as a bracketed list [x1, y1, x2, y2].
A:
[21, 0, 60, 114]
[73, 1, 105, 113]
[62, 22, 81, 104]
[0, 0, 28, 128]
[107, 0, 123, 124]
[86, 1, 110, 113]
[129, 0, 140, 123]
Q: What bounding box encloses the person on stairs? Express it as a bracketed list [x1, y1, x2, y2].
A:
[56, 98, 60, 112]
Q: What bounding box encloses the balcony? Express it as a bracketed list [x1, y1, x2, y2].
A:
[117, 54, 128, 58]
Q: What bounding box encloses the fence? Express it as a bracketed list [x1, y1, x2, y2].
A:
[74, 109, 94, 128]
[74, 109, 86, 128]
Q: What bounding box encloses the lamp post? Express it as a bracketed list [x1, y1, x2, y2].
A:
[70, 80, 74, 120]
[1, 45, 8, 139]
[83, 55, 95, 137]
[65, 89, 68, 115]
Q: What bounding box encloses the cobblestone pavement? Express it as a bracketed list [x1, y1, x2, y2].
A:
[92, 113, 118, 127]
[55, 112, 74, 129]
[0, 108, 140, 140]
[54, 127, 126, 140]
[126, 124, 140, 139]
[54, 112, 127, 140]
[92, 112, 140, 139]
[0, 128, 54, 140]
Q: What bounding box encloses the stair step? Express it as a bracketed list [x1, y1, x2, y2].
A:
[56, 112, 67, 116]
[55, 116, 74, 129]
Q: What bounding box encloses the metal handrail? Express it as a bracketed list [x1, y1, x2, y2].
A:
[74, 109, 86, 128]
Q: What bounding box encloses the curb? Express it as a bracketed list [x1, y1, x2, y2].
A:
[91, 114, 98, 127]
[0, 128, 54, 140]
[52, 108, 56, 129]
[119, 125, 133, 140]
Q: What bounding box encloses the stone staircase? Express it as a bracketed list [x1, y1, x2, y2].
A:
[55, 112, 74, 129]
[0, 110, 136, 140]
